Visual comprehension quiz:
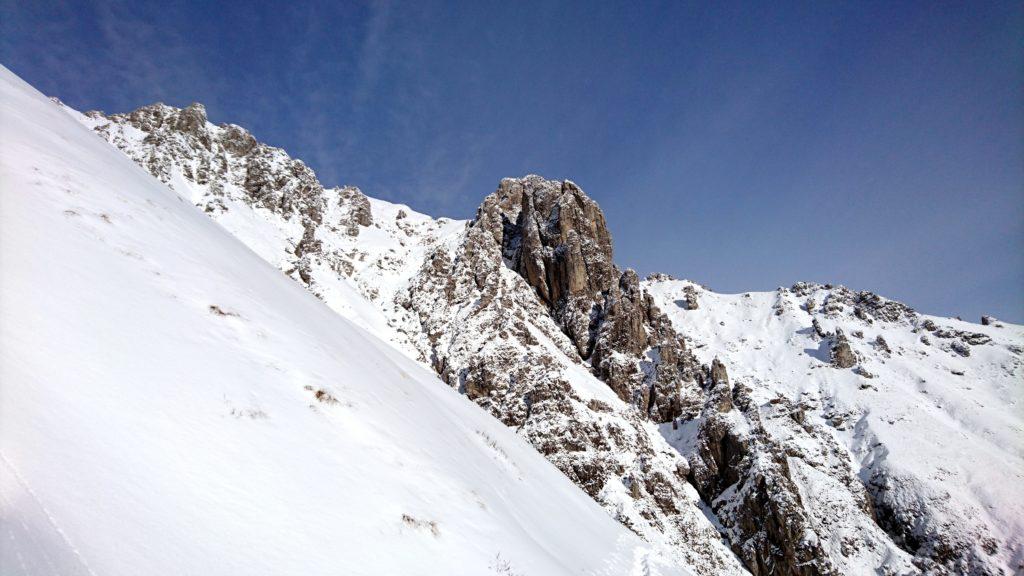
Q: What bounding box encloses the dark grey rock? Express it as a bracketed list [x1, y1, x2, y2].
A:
[831, 329, 857, 368]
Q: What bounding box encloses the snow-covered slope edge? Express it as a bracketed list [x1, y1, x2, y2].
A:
[0, 65, 687, 576]
[646, 277, 1024, 575]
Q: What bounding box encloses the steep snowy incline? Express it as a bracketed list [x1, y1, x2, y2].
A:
[0, 66, 687, 576]
[63, 73, 1024, 574]
[70, 98, 749, 574]
[646, 278, 1024, 574]
[68, 98, 466, 363]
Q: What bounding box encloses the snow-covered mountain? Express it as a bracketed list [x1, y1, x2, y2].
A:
[647, 279, 1024, 575]
[58, 94, 745, 569]
[0, 66, 687, 575]
[67, 99, 748, 575]
[4, 60, 1021, 576]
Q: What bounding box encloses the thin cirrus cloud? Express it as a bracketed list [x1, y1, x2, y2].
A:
[1, 0, 1020, 322]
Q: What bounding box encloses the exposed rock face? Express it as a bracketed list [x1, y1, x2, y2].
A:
[812, 317, 828, 339]
[96, 103, 329, 229]
[830, 328, 857, 368]
[337, 185, 373, 235]
[452, 178, 913, 575]
[484, 176, 704, 422]
[980, 315, 1003, 327]
[708, 359, 733, 412]
[950, 339, 971, 357]
[874, 335, 891, 354]
[680, 382, 919, 576]
[689, 409, 834, 574]
[491, 177, 616, 356]
[175, 102, 208, 136]
[388, 176, 746, 574]
[681, 285, 700, 310]
[84, 103, 373, 290]
[710, 358, 729, 387]
[648, 279, 1024, 576]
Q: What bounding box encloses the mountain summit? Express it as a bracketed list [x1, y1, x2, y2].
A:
[3, 63, 1022, 576]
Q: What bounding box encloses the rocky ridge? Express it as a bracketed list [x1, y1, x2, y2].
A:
[379, 175, 747, 572]
[648, 279, 1024, 575]
[73, 103, 746, 574]
[69, 100, 1024, 576]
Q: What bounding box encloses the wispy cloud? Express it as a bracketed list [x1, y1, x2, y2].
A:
[351, 0, 392, 109]
[2, 0, 220, 115]
[2, 0, 489, 217]
[337, 1, 489, 215]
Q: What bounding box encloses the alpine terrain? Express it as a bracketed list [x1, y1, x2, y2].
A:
[2, 63, 1022, 575]
[0, 66, 686, 576]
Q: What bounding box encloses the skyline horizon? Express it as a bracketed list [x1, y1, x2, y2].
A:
[20, 79, 1024, 323]
[2, 1, 1020, 323]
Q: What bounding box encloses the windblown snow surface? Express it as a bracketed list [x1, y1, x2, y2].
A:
[0, 66, 686, 575]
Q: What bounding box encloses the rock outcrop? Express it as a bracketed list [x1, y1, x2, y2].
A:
[388, 176, 746, 573]
[452, 178, 912, 576]
[681, 383, 917, 576]
[648, 279, 1023, 576]
[485, 176, 704, 422]
[84, 103, 374, 292]
[830, 328, 857, 368]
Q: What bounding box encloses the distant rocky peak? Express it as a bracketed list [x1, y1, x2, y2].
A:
[219, 123, 258, 156]
[470, 175, 705, 423]
[80, 101, 376, 294]
[490, 176, 614, 301]
[175, 102, 208, 135]
[473, 175, 616, 357]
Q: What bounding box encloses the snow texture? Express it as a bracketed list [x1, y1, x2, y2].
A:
[69, 92, 747, 575]
[17, 59, 1023, 576]
[646, 278, 1024, 574]
[0, 64, 687, 576]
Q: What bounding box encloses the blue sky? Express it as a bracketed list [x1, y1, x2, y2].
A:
[3, 0, 1021, 321]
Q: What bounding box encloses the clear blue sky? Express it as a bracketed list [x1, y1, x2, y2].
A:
[3, 1, 1021, 322]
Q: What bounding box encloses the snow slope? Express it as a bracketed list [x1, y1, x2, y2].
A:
[46, 61, 1024, 574]
[70, 98, 466, 362]
[0, 65, 687, 576]
[646, 278, 1024, 574]
[69, 95, 749, 574]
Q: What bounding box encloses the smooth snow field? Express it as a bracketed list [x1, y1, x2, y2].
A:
[0, 65, 686, 576]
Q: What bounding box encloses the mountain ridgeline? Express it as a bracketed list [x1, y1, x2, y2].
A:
[2, 67, 689, 576]
[70, 99, 1024, 576]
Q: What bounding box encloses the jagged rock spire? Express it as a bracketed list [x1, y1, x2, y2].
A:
[477, 175, 615, 356]
[472, 175, 704, 421]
